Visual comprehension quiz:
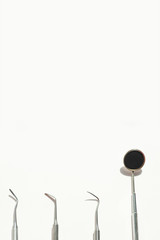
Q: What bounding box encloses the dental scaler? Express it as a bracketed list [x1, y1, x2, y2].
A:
[45, 193, 58, 240]
[86, 191, 100, 240]
[9, 189, 18, 240]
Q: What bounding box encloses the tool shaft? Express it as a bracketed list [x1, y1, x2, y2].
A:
[12, 226, 18, 240]
[93, 230, 100, 240]
[131, 172, 139, 240]
[52, 224, 58, 240]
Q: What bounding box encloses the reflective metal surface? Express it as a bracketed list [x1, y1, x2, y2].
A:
[9, 189, 18, 240]
[45, 193, 58, 240]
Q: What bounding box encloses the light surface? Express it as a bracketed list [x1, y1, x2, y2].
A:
[0, 0, 159, 240]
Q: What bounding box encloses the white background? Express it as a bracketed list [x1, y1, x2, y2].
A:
[0, 0, 160, 239]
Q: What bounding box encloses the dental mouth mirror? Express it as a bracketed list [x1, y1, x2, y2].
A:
[9, 189, 18, 240]
[86, 191, 100, 240]
[45, 193, 58, 240]
[123, 150, 145, 240]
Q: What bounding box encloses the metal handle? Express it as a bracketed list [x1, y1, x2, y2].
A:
[52, 224, 58, 240]
[93, 230, 100, 240]
[12, 226, 18, 240]
[131, 212, 139, 240]
[131, 186, 139, 240]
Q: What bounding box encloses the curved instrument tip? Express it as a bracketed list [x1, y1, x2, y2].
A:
[45, 193, 56, 202]
[86, 191, 99, 202]
[9, 189, 18, 203]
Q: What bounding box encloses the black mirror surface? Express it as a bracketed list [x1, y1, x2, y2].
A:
[124, 150, 145, 171]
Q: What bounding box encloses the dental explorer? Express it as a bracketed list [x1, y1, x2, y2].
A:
[45, 193, 58, 240]
[9, 189, 18, 240]
[123, 150, 145, 240]
[86, 191, 100, 240]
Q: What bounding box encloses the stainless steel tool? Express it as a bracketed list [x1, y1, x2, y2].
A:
[123, 150, 145, 240]
[9, 189, 18, 240]
[86, 191, 100, 240]
[45, 193, 58, 240]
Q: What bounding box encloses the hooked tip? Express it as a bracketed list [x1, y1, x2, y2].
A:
[86, 191, 99, 202]
[45, 193, 56, 202]
[9, 189, 18, 203]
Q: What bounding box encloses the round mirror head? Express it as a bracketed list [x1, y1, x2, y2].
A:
[124, 150, 145, 171]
